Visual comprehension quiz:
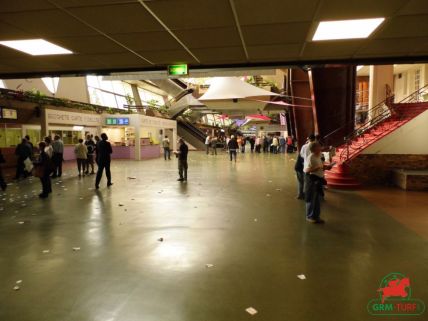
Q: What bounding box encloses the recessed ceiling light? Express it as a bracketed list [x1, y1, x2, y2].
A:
[312, 18, 385, 41]
[0, 39, 72, 56]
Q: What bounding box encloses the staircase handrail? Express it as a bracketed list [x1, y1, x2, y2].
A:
[178, 118, 206, 141]
[339, 97, 398, 162]
[397, 84, 428, 103]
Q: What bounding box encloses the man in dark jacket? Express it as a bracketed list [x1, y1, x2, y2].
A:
[15, 138, 32, 179]
[175, 138, 188, 181]
[95, 133, 113, 189]
[227, 135, 239, 162]
[295, 154, 305, 200]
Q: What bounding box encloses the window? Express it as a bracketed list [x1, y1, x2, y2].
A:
[49, 130, 82, 145]
[137, 88, 164, 107]
[86, 76, 135, 109]
[0, 79, 6, 89]
[0, 124, 22, 147]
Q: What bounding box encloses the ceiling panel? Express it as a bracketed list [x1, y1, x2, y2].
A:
[375, 15, 428, 38]
[356, 38, 427, 57]
[247, 44, 301, 61]
[0, 9, 98, 37]
[191, 46, 246, 63]
[302, 40, 364, 58]
[48, 35, 127, 54]
[113, 31, 183, 51]
[242, 22, 311, 46]
[0, 21, 34, 40]
[137, 49, 197, 64]
[86, 52, 152, 68]
[397, 0, 428, 15]
[0, 1, 54, 13]
[316, 0, 408, 20]
[146, 0, 235, 29]
[234, 0, 317, 25]
[54, 0, 139, 8]
[175, 27, 241, 49]
[69, 3, 164, 34]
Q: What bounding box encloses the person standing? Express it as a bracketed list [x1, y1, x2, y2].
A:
[95, 133, 113, 189]
[15, 138, 32, 179]
[44, 136, 54, 159]
[279, 136, 286, 153]
[295, 154, 305, 200]
[205, 135, 211, 155]
[240, 136, 246, 153]
[272, 136, 279, 154]
[249, 136, 255, 153]
[175, 138, 188, 181]
[0, 149, 7, 191]
[162, 135, 171, 160]
[34, 141, 52, 198]
[211, 136, 218, 155]
[300, 134, 316, 164]
[74, 139, 88, 176]
[51, 135, 64, 178]
[262, 136, 269, 153]
[84, 135, 96, 174]
[255, 136, 261, 153]
[228, 135, 239, 162]
[94, 135, 100, 165]
[304, 142, 333, 223]
[24, 135, 34, 159]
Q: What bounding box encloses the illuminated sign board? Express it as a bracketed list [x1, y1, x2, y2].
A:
[105, 117, 129, 126]
[168, 64, 188, 76]
[0, 108, 17, 119]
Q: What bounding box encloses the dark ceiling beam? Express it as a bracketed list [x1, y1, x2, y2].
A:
[2, 55, 428, 79]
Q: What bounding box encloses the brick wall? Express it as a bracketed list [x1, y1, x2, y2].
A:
[348, 154, 428, 185]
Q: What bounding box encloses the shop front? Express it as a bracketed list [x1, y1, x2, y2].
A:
[102, 114, 177, 160]
[44, 109, 102, 161]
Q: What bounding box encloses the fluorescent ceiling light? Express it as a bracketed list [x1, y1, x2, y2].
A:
[312, 18, 385, 41]
[0, 39, 72, 56]
[73, 126, 84, 131]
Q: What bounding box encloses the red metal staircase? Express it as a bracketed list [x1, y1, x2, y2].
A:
[326, 85, 428, 189]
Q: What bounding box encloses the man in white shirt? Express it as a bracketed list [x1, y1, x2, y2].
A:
[205, 135, 211, 155]
[303, 142, 333, 224]
[300, 134, 316, 166]
[162, 136, 171, 160]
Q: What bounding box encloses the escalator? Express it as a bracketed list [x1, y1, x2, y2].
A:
[177, 118, 207, 150]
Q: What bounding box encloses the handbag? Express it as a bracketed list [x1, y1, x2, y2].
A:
[24, 157, 34, 172]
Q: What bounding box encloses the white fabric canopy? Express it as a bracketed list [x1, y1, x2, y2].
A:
[199, 77, 279, 100]
[171, 94, 205, 109]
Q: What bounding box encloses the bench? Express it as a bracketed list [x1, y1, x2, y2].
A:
[392, 169, 428, 191]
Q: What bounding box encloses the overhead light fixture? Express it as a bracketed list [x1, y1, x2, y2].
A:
[73, 126, 84, 131]
[312, 18, 385, 41]
[0, 39, 72, 56]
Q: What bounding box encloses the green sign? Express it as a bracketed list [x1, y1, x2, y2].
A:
[106, 117, 129, 126]
[168, 64, 188, 76]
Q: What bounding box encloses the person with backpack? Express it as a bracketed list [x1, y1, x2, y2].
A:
[84, 135, 96, 175]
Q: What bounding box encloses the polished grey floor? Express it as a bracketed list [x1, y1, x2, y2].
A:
[0, 151, 427, 321]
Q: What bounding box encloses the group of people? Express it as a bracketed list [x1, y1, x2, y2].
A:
[9, 133, 114, 198]
[295, 134, 333, 224]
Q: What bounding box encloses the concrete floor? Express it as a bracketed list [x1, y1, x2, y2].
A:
[0, 151, 427, 321]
